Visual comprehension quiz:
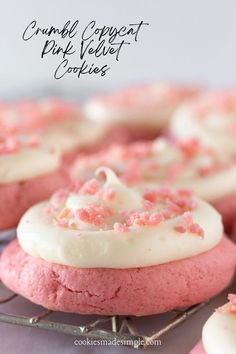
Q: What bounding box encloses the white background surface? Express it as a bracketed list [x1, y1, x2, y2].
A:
[1, 0, 236, 99]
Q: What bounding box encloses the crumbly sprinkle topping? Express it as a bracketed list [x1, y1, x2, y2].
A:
[0, 135, 47, 155]
[39, 98, 80, 123]
[46, 168, 204, 237]
[0, 99, 80, 134]
[0, 102, 42, 133]
[72, 138, 231, 185]
[228, 294, 236, 314]
[190, 89, 236, 121]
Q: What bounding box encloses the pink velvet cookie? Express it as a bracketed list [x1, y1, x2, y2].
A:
[37, 98, 106, 164]
[1, 168, 235, 315]
[170, 88, 236, 236]
[71, 137, 236, 235]
[189, 294, 236, 354]
[83, 82, 200, 144]
[0, 135, 70, 230]
[170, 87, 236, 156]
[0, 99, 105, 165]
[0, 101, 42, 133]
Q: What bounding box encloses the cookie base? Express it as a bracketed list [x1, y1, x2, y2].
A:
[0, 237, 235, 316]
[213, 191, 236, 237]
[0, 170, 69, 230]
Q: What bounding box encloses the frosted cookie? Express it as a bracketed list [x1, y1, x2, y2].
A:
[190, 294, 236, 354]
[170, 88, 236, 156]
[0, 135, 69, 230]
[0, 99, 105, 163]
[38, 99, 105, 162]
[71, 138, 236, 234]
[0, 168, 235, 315]
[83, 82, 200, 143]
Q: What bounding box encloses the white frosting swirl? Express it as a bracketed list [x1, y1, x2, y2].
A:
[84, 83, 199, 129]
[18, 168, 223, 268]
[0, 137, 61, 184]
[42, 119, 105, 154]
[71, 138, 236, 202]
[170, 90, 236, 156]
[0, 100, 105, 155]
[202, 300, 236, 354]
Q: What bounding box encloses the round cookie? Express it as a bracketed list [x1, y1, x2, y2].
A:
[38, 99, 106, 163]
[84, 82, 200, 143]
[71, 137, 236, 235]
[1, 168, 235, 315]
[0, 99, 105, 164]
[0, 135, 69, 230]
[170, 88, 236, 156]
[190, 294, 236, 354]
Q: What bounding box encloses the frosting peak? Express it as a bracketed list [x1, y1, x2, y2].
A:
[45, 168, 204, 235]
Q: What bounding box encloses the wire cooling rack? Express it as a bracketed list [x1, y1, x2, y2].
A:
[0, 231, 208, 349]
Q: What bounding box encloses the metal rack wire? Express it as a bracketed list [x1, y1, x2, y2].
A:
[0, 280, 209, 349]
[0, 233, 208, 349]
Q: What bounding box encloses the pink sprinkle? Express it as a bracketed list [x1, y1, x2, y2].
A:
[75, 205, 113, 226]
[27, 136, 40, 148]
[228, 293, 236, 314]
[188, 223, 204, 238]
[69, 179, 84, 193]
[113, 222, 128, 232]
[162, 209, 172, 219]
[143, 200, 154, 211]
[52, 189, 69, 205]
[157, 186, 172, 198]
[166, 200, 182, 214]
[143, 190, 159, 203]
[97, 188, 116, 201]
[54, 219, 68, 228]
[178, 189, 193, 198]
[198, 164, 216, 176]
[149, 212, 165, 225]
[0, 136, 21, 154]
[228, 123, 236, 136]
[80, 179, 99, 195]
[182, 211, 193, 226]
[133, 218, 148, 227]
[178, 138, 200, 157]
[174, 226, 186, 233]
